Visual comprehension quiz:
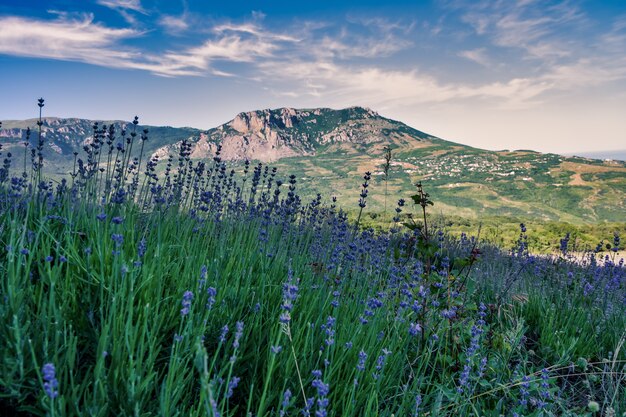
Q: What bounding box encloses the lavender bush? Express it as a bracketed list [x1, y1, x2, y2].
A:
[0, 101, 624, 416]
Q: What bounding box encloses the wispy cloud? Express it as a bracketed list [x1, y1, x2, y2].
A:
[0, 12, 296, 77]
[96, 0, 146, 24]
[97, 0, 145, 13]
[457, 0, 585, 61]
[0, 13, 141, 64]
[158, 14, 189, 34]
[258, 58, 554, 110]
[458, 48, 491, 66]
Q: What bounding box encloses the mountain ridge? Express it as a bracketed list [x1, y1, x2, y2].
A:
[1, 107, 625, 223]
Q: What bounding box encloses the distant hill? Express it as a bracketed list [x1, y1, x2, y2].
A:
[1, 107, 625, 223]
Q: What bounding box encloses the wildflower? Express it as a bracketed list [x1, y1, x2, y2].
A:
[199, 264, 207, 287]
[219, 324, 229, 343]
[137, 238, 147, 258]
[111, 216, 124, 224]
[373, 348, 391, 380]
[279, 389, 292, 417]
[356, 350, 367, 371]
[311, 370, 329, 417]
[45, 255, 53, 262]
[180, 291, 193, 316]
[225, 376, 240, 399]
[111, 233, 123, 246]
[409, 322, 422, 336]
[42, 363, 59, 399]
[233, 321, 244, 349]
[441, 308, 456, 319]
[519, 375, 531, 406]
[280, 271, 299, 324]
[96, 212, 107, 221]
[413, 394, 422, 417]
[271, 345, 283, 354]
[20, 248, 29, 255]
[323, 316, 336, 346]
[59, 255, 67, 263]
[206, 287, 217, 310]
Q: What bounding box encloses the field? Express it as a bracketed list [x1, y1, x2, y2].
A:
[0, 120, 625, 417]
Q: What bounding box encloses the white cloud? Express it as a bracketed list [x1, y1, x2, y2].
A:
[458, 48, 491, 66]
[97, 0, 145, 13]
[158, 14, 189, 33]
[0, 14, 140, 63]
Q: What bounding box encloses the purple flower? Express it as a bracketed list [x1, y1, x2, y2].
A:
[280, 272, 300, 324]
[111, 216, 124, 224]
[20, 248, 29, 255]
[225, 376, 240, 399]
[233, 321, 244, 349]
[219, 324, 229, 343]
[356, 350, 367, 372]
[409, 322, 422, 336]
[441, 309, 456, 319]
[137, 238, 146, 258]
[59, 255, 67, 263]
[271, 345, 283, 354]
[373, 348, 391, 380]
[180, 291, 193, 316]
[111, 233, 123, 246]
[45, 255, 54, 262]
[280, 389, 292, 416]
[323, 316, 336, 346]
[42, 363, 59, 399]
[206, 287, 217, 310]
[96, 212, 107, 221]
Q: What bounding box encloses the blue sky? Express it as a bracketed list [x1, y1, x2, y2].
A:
[1, 0, 625, 154]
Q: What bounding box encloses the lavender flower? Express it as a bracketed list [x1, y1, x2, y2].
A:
[311, 370, 330, 417]
[373, 348, 391, 380]
[233, 321, 244, 349]
[225, 376, 240, 399]
[356, 350, 367, 372]
[42, 363, 59, 399]
[206, 287, 217, 310]
[219, 324, 229, 343]
[409, 322, 422, 336]
[180, 290, 193, 316]
[280, 389, 292, 417]
[280, 271, 299, 324]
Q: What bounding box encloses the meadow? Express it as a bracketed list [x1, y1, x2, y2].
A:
[0, 109, 624, 417]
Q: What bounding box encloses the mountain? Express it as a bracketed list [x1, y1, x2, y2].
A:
[0, 117, 200, 174]
[150, 106, 439, 162]
[1, 107, 625, 223]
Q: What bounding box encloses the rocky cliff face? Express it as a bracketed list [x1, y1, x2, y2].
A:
[1, 107, 435, 166]
[150, 106, 433, 163]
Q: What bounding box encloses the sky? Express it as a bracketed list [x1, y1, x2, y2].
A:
[0, 0, 625, 155]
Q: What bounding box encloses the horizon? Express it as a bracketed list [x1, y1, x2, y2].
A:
[1, 1, 625, 155]
[5, 106, 626, 159]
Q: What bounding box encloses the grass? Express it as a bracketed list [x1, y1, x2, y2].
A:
[0, 105, 625, 417]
